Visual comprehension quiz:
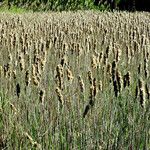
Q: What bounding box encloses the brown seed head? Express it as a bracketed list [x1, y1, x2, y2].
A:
[88, 70, 93, 85]
[66, 68, 73, 82]
[78, 75, 85, 93]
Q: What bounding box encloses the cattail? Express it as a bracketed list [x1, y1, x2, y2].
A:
[91, 54, 97, 69]
[103, 54, 107, 65]
[145, 83, 150, 99]
[135, 85, 139, 99]
[138, 79, 146, 107]
[32, 75, 39, 86]
[0, 65, 3, 77]
[35, 62, 41, 77]
[106, 63, 112, 75]
[105, 46, 110, 58]
[76, 43, 82, 56]
[113, 80, 118, 97]
[56, 64, 63, 90]
[126, 71, 131, 86]
[83, 84, 95, 118]
[55, 87, 64, 106]
[123, 71, 131, 88]
[111, 60, 117, 81]
[93, 78, 97, 97]
[16, 83, 20, 98]
[116, 48, 121, 62]
[60, 55, 67, 67]
[32, 64, 36, 76]
[56, 64, 63, 78]
[8, 52, 12, 61]
[146, 52, 149, 60]
[25, 70, 30, 86]
[99, 52, 103, 64]
[3, 64, 9, 77]
[66, 68, 73, 82]
[41, 58, 46, 71]
[78, 75, 85, 93]
[116, 69, 123, 92]
[39, 89, 45, 104]
[83, 104, 90, 118]
[144, 69, 149, 79]
[126, 46, 131, 64]
[12, 70, 16, 80]
[88, 70, 93, 85]
[112, 60, 117, 69]
[144, 58, 148, 70]
[19, 55, 25, 71]
[138, 63, 142, 74]
[98, 80, 103, 92]
[89, 85, 95, 104]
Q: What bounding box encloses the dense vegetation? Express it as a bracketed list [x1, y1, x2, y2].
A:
[0, 11, 150, 149]
[0, 0, 150, 11]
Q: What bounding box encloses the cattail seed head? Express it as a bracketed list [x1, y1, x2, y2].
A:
[144, 69, 149, 79]
[135, 85, 139, 99]
[93, 78, 97, 97]
[0, 65, 3, 77]
[39, 89, 45, 104]
[78, 75, 85, 93]
[91, 54, 97, 69]
[112, 60, 117, 69]
[12, 70, 16, 80]
[19, 55, 25, 71]
[16, 83, 20, 98]
[41, 58, 46, 71]
[66, 68, 73, 82]
[99, 52, 103, 64]
[138, 79, 146, 108]
[32, 64, 36, 76]
[3, 64, 9, 77]
[116, 48, 121, 62]
[123, 71, 131, 88]
[25, 70, 30, 86]
[56, 64, 63, 78]
[88, 70, 93, 85]
[105, 46, 110, 58]
[106, 62, 112, 75]
[32, 75, 39, 86]
[116, 69, 123, 92]
[90, 85, 94, 98]
[55, 87, 64, 106]
[60, 55, 67, 67]
[98, 80, 103, 92]
[145, 83, 150, 100]
[113, 80, 118, 97]
[138, 63, 142, 74]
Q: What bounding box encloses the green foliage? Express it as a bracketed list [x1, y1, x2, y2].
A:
[0, 0, 111, 11]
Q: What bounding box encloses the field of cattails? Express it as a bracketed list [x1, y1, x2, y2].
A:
[0, 11, 150, 149]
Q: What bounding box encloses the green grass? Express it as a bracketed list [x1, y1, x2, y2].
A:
[0, 0, 111, 13]
[0, 5, 30, 13]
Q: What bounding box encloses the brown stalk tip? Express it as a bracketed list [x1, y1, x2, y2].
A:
[16, 83, 21, 98]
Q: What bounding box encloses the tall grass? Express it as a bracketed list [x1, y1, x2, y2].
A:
[0, 11, 150, 149]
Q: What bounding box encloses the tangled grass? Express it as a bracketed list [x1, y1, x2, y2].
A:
[0, 11, 150, 149]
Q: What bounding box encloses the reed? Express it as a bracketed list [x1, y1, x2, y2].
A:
[0, 12, 149, 150]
